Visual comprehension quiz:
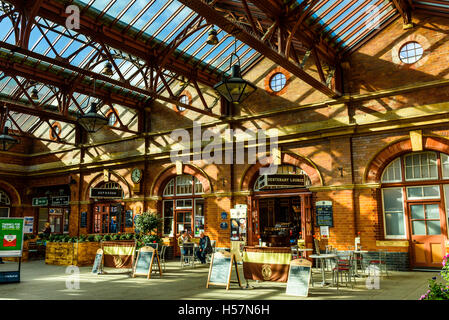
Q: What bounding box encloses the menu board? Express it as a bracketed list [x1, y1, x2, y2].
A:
[286, 259, 312, 297]
[207, 251, 241, 290]
[316, 201, 333, 227]
[133, 247, 162, 279]
[92, 249, 103, 274]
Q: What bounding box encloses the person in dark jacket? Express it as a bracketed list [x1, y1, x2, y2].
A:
[196, 231, 212, 264]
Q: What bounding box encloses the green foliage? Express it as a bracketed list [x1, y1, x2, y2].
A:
[102, 234, 111, 241]
[134, 212, 161, 235]
[119, 234, 128, 240]
[125, 233, 134, 240]
[94, 234, 103, 242]
[111, 234, 120, 241]
[420, 254, 449, 300]
[87, 235, 96, 242]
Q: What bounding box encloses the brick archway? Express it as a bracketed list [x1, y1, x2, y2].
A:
[240, 153, 323, 191]
[0, 180, 20, 205]
[365, 136, 449, 183]
[152, 164, 212, 196]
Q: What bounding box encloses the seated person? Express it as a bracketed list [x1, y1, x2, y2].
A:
[177, 230, 191, 262]
[196, 231, 212, 264]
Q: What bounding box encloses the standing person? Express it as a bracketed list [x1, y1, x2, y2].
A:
[196, 231, 212, 264]
[42, 222, 51, 238]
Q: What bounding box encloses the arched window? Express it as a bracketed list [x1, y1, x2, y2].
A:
[0, 190, 11, 217]
[381, 151, 449, 242]
[162, 175, 204, 237]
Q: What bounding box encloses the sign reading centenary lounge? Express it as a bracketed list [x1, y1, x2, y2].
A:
[90, 188, 123, 199]
[259, 174, 306, 189]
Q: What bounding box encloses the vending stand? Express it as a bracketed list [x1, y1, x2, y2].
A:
[0, 218, 24, 284]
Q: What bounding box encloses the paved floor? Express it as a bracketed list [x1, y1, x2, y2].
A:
[0, 259, 440, 300]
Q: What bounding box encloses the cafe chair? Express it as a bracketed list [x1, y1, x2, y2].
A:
[180, 243, 195, 269]
[332, 252, 355, 290]
[291, 245, 300, 259]
[313, 239, 321, 270]
[206, 240, 216, 263]
[369, 249, 388, 277]
[27, 241, 39, 260]
[158, 245, 167, 272]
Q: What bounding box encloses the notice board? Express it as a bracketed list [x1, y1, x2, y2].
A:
[132, 246, 162, 279]
[316, 201, 333, 227]
[286, 259, 312, 297]
[206, 251, 241, 290]
[92, 249, 103, 274]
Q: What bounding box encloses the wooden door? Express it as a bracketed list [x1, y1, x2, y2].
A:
[409, 202, 446, 268]
[300, 194, 313, 252]
[93, 204, 110, 234]
[175, 210, 193, 256]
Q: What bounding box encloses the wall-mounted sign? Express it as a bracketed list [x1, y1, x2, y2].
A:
[316, 201, 333, 227]
[220, 222, 228, 230]
[221, 212, 227, 220]
[80, 212, 87, 228]
[259, 174, 306, 189]
[24, 217, 34, 234]
[32, 197, 48, 207]
[51, 196, 70, 206]
[320, 226, 329, 239]
[90, 188, 123, 199]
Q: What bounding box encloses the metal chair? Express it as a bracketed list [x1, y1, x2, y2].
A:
[180, 243, 195, 268]
[291, 245, 300, 259]
[332, 251, 355, 290]
[206, 240, 216, 263]
[158, 245, 167, 272]
[313, 238, 321, 269]
[369, 249, 388, 277]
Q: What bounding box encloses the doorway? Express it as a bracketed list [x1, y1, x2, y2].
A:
[408, 202, 446, 268]
[93, 203, 124, 234]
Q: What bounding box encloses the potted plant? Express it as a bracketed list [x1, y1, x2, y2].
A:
[134, 211, 163, 249]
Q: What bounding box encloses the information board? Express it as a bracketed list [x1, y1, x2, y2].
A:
[80, 212, 87, 228]
[91, 249, 103, 274]
[132, 246, 162, 279]
[24, 216, 34, 233]
[206, 251, 241, 290]
[316, 201, 333, 227]
[125, 210, 133, 228]
[286, 259, 312, 297]
[0, 218, 24, 257]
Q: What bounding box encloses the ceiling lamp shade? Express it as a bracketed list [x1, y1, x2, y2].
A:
[31, 88, 39, 100]
[206, 28, 219, 45]
[78, 102, 108, 133]
[0, 126, 18, 151]
[213, 64, 256, 104]
[102, 62, 114, 76]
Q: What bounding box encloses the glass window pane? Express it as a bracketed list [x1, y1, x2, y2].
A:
[412, 220, 426, 235]
[383, 188, 404, 212]
[407, 187, 423, 199]
[425, 204, 440, 219]
[411, 205, 425, 220]
[427, 220, 441, 235]
[0, 207, 9, 217]
[423, 186, 440, 198]
[442, 154, 449, 179]
[385, 212, 405, 235]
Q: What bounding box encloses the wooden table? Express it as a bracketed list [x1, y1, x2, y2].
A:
[309, 254, 337, 286]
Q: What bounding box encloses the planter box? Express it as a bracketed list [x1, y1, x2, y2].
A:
[45, 242, 101, 266]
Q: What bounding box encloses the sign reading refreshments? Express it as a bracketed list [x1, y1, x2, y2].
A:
[0, 218, 24, 257]
[90, 188, 123, 199]
[259, 174, 306, 189]
[316, 201, 333, 227]
[51, 196, 70, 206]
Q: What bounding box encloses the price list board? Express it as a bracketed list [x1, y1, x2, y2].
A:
[315, 201, 333, 227]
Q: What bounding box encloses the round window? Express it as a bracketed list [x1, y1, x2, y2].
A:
[399, 42, 424, 64]
[177, 95, 189, 112]
[269, 72, 287, 92]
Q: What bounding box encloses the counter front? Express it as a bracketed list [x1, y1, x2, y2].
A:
[242, 246, 291, 282]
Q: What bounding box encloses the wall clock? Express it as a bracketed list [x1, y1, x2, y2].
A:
[131, 168, 142, 183]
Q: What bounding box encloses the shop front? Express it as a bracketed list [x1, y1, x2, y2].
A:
[89, 182, 125, 234]
[32, 185, 71, 235]
[247, 165, 314, 250]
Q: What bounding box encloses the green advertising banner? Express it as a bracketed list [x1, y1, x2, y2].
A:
[0, 218, 24, 257]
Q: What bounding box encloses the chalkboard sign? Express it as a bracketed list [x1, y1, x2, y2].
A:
[132, 247, 162, 279]
[125, 210, 133, 228]
[80, 212, 87, 228]
[316, 201, 333, 227]
[286, 259, 312, 297]
[92, 249, 103, 274]
[206, 251, 241, 290]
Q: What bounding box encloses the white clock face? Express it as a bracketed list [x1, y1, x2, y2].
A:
[131, 169, 142, 183]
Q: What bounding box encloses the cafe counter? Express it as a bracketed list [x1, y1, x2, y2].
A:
[242, 246, 291, 282]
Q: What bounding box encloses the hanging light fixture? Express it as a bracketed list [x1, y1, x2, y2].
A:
[77, 102, 108, 133]
[102, 62, 114, 76]
[0, 125, 18, 151]
[30, 87, 39, 100]
[206, 27, 219, 45]
[179, 76, 187, 86]
[213, 38, 256, 104]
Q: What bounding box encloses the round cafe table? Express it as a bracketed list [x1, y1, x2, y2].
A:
[309, 254, 337, 286]
[297, 248, 313, 258]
